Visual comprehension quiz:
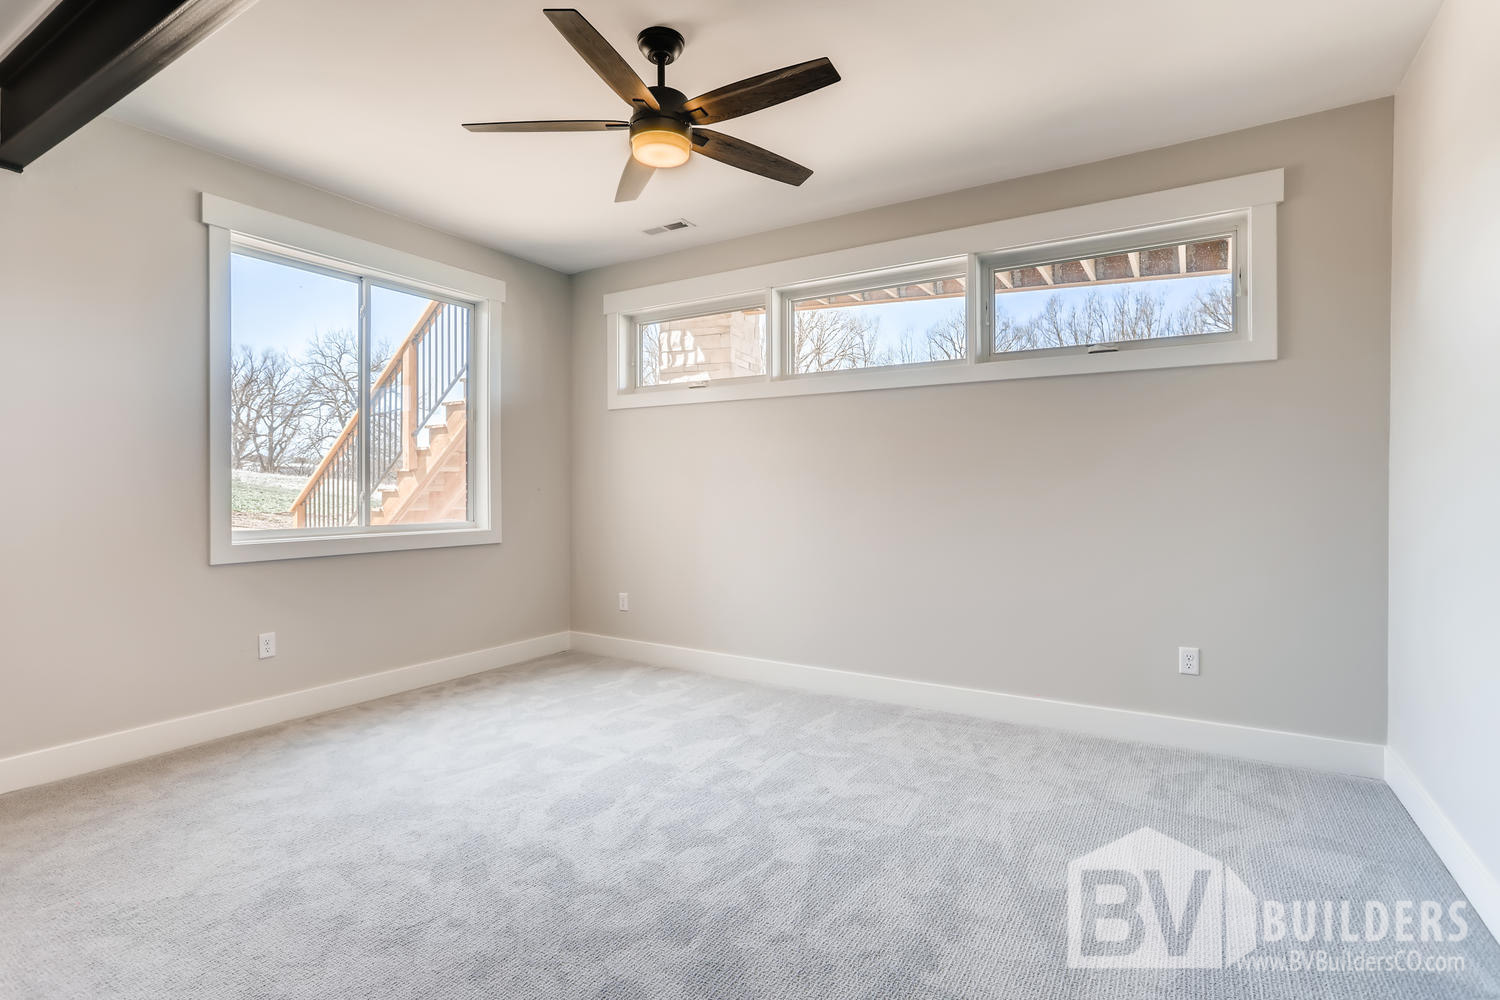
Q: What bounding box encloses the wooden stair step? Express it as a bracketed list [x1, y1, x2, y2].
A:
[377, 405, 469, 525]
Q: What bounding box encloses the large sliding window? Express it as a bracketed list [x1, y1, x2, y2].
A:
[606, 170, 1281, 409]
[206, 196, 503, 564]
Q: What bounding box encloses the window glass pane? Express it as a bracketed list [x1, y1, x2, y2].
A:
[992, 237, 1233, 354]
[638, 307, 766, 386]
[791, 274, 967, 374]
[367, 286, 472, 526]
[229, 251, 361, 531]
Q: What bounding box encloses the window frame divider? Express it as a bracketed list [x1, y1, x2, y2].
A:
[356, 277, 372, 529]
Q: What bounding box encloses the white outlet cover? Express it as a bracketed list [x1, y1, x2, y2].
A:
[1178, 646, 1200, 675]
[617, 593, 629, 612]
[258, 632, 276, 660]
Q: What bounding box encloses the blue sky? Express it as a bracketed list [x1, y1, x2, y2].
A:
[823, 298, 962, 356]
[994, 273, 1225, 328]
[231, 252, 432, 357]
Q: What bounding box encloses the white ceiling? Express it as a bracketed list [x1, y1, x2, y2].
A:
[0, 0, 61, 62]
[12, 0, 1441, 272]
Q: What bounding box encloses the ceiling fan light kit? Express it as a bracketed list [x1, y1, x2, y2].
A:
[462, 8, 840, 201]
[630, 117, 691, 168]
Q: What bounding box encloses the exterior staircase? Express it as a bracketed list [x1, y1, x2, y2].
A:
[290, 299, 470, 529]
[370, 397, 467, 525]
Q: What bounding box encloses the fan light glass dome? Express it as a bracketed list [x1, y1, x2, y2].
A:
[631, 127, 691, 168]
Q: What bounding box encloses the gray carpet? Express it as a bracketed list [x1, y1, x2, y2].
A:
[1, 651, 1495, 999]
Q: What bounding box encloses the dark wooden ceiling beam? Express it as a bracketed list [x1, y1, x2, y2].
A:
[0, 0, 256, 172]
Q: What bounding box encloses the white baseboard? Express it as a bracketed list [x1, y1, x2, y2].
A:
[14, 627, 1493, 940]
[3, 627, 1385, 791]
[1385, 747, 1500, 938]
[570, 632, 1386, 779]
[0, 631, 570, 796]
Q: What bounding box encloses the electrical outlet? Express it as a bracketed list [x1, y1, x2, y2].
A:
[1178, 646, 1200, 676]
[618, 592, 630, 612]
[258, 632, 277, 660]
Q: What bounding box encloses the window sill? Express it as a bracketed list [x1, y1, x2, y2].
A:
[211, 524, 500, 565]
[607, 333, 1274, 409]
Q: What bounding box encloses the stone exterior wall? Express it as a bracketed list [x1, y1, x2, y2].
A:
[654, 311, 765, 383]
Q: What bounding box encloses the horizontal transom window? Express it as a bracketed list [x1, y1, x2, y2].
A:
[636, 301, 766, 388]
[787, 265, 968, 374]
[986, 233, 1236, 356]
[604, 170, 1282, 409]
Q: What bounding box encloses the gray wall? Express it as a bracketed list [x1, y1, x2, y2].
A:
[1389, 0, 1500, 882]
[571, 101, 1394, 743]
[0, 118, 573, 759]
[0, 99, 1401, 759]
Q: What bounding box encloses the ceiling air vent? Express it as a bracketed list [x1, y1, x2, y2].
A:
[643, 219, 695, 236]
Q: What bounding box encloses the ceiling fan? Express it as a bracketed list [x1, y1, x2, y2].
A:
[463, 8, 841, 202]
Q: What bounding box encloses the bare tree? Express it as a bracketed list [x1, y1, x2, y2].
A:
[925, 310, 968, 361]
[230, 328, 395, 475]
[994, 313, 1031, 354]
[1100, 286, 1172, 342]
[793, 309, 883, 372]
[229, 346, 261, 470]
[230, 346, 313, 473]
[1174, 282, 1234, 335]
[889, 331, 924, 366]
[794, 306, 967, 370]
[993, 278, 1235, 351]
[299, 329, 391, 453]
[1029, 294, 1090, 348]
[639, 323, 662, 386]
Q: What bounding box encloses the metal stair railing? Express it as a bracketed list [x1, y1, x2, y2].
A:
[291, 301, 470, 528]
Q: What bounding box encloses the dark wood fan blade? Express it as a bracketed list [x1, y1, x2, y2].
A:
[462, 120, 627, 132]
[543, 9, 659, 111]
[691, 129, 812, 186]
[615, 155, 655, 202]
[684, 57, 840, 125]
[462, 119, 627, 132]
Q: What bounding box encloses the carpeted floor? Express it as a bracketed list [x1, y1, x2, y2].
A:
[1, 651, 1496, 998]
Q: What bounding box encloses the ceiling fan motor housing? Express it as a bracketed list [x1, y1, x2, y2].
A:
[629, 112, 690, 141]
[631, 87, 688, 130]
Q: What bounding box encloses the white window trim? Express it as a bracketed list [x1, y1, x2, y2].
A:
[203, 195, 506, 565]
[603, 169, 1281, 409]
